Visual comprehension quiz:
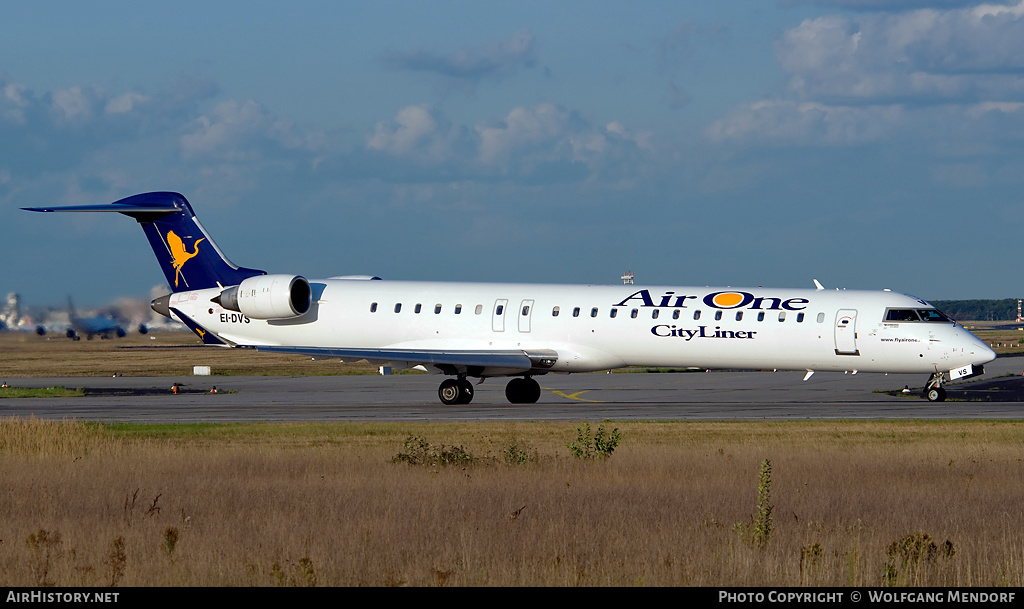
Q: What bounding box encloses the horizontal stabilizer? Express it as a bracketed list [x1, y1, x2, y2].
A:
[25, 192, 265, 291]
[22, 203, 179, 215]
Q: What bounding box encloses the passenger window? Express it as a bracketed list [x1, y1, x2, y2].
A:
[694, 310, 701, 320]
[735, 312, 743, 321]
[610, 309, 618, 318]
[631, 309, 638, 319]
[797, 313, 805, 323]
[496, 305, 504, 316]
[672, 310, 680, 320]
[394, 303, 402, 313]
[652, 310, 660, 319]
[475, 304, 483, 315]
[455, 304, 462, 314]
[434, 304, 442, 314]
[370, 302, 378, 313]
[591, 308, 599, 318]
[522, 305, 530, 316]
[757, 312, 765, 322]
[552, 306, 560, 317]
[414, 303, 422, 314]
[817, 312, 825, 323]
[573, 307, 581, 318]
[715, 311, 723, 321]
[778, 312, 786, 322]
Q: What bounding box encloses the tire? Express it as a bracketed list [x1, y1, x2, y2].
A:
[456, 379, 474, 404]
[439, 379, 461, 405]
[506, 377, 541, 404]
[925, 387, 946, 402]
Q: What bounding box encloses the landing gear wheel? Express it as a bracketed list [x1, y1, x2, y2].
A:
[505, 377, 541, 404]
[438, 378, 474, 405]
[456, 378, 474, 404]
[923, 372, 947, 403]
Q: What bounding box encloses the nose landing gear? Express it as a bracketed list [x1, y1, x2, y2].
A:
[923, 372, 946, 402]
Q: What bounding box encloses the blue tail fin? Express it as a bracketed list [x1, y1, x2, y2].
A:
[24, 192, 265, 291]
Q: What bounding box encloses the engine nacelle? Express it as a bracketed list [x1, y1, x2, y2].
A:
[214, 274, 311, 320]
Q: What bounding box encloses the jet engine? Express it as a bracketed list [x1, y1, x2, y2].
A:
[213, 274, 311, 320]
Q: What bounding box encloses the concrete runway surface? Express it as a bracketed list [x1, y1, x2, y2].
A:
[3, 355, 1024, 423]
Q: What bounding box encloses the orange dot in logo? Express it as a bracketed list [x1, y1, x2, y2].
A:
[712, 292, 745, 308]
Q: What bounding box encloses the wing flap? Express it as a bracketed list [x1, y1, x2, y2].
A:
[252, 346, 557, 376]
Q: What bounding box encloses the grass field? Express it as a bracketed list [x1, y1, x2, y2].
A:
[0, 418, 1021, 587]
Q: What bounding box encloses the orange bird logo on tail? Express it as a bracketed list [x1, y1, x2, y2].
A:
[167, 230, 206, 287]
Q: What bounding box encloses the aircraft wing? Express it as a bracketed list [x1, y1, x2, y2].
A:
[251, 345, 558, 376]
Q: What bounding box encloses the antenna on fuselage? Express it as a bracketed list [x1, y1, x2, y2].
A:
[621, 271, 634, 285]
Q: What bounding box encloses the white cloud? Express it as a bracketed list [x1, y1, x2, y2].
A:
[180, 100, 322, 160]
[709, 1, 1024, 149]
[476, 103, 568, 164]
[51, 86, 94, 123]
[777, 3, 1024, 103]
[368, 105, 444, 157]
[361, 103, 656, 185]
[105, 92, 148, 115]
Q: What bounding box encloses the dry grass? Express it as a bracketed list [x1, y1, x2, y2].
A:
[0, 418, 1021, 587]
[0, 331, 378, 377]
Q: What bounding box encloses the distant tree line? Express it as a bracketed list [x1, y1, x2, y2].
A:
[929, 299, 1019, 321]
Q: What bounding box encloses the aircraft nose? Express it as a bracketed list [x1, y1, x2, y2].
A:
[967, 332, 997, 365]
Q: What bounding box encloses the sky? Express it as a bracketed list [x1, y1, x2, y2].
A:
[3, 0, 1024, 308]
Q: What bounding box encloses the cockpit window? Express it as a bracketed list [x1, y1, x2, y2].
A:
[884, 308, 951, 322]
[917, 309, 950, 322]
[885, 309, 920, 322]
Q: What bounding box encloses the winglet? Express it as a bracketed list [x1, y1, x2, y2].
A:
[813, 279, 825, 291]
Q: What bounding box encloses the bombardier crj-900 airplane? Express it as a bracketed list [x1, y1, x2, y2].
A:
[25, 192, 995, 404]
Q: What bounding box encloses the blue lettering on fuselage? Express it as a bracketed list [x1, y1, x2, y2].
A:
[219, 313, 250, 324]
[651, 325, 757, 340]
[616, 289, 807, 311]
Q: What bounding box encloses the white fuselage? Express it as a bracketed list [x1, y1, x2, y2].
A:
[166, 280, 996, 376]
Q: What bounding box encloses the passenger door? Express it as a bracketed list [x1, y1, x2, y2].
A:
[518, 299, 534, 333]
[834, 309, 859, 355]
[492, 299, 508, 332]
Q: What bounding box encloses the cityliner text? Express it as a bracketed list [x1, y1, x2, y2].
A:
[652, 325, 757, 340]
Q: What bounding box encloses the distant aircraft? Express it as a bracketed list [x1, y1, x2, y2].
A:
[25, 192, 996, 403]
[64, 297, 128, 340]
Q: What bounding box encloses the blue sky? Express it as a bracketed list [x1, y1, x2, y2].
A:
[4, 0, 1024, 308]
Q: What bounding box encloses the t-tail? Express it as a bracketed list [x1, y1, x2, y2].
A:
[23, 192, 265, 292]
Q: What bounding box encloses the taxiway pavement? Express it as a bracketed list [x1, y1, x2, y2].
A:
[2, 356, 1023, 422]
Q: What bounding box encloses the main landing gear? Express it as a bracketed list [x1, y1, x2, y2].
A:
[505, 377, 541, 404]
[923, 372, 946, 402]
[438, 377, 474, 405]
[436, 376, 541, 405]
